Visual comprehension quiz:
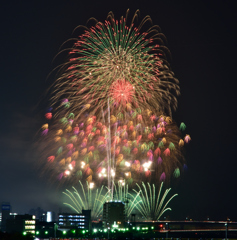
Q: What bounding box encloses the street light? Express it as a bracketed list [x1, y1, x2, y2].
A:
[225, 222, 228, 240]
[166, 222, 169, 239]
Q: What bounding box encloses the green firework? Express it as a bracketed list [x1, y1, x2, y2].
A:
[63, 181, 110, 220]
[131, 182, 178, 221]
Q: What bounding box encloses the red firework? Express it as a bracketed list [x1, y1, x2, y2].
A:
[110, 79, 135, 105]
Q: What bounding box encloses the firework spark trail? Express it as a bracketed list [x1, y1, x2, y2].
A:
[63, 181, 142, 219]
[132, 182, 178, 221]
[111, 181, 141, 218]
[107, 98, 112, 198]
[63, 181, 110, 220]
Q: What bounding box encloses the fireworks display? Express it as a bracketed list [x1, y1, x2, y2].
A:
[50, 9, 179, 120]
[112, 181, 141, 218]
[39, 9, 190, 219]
[131, 182, 178, 221]
[41, 101, 189, 186]
[63, 181, 109, 220]
[63, 180, 176, 221]
[63, 181, 142, 220]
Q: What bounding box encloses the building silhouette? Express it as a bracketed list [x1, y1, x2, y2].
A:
[1, 202, 11, 232]
[6, 214, 36, 235]
[103, 201, 125, 228]
[58, 209, 91, 231]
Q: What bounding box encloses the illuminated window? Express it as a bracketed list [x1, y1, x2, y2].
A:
[26, 230, 35, 234]
[25, 225, 35, 229]
[25, 220, 35, 224]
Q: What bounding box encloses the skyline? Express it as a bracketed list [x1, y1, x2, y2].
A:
[0, 0, 236, 220]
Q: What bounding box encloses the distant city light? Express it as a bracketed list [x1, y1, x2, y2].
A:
[47, 211, 52, 222]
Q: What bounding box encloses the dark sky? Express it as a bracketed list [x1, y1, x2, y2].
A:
[0, 0, 236, 220]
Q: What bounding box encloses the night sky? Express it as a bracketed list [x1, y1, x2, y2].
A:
[0, 0, 236, 221]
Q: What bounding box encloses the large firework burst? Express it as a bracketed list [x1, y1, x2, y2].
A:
[50, 9, 180, 119]
[38, 10, 191, 200]
[40, 101, 190, 186]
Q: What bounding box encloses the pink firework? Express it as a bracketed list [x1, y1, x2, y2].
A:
[110, 79, 135, 105]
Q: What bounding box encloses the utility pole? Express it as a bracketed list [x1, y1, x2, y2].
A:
[54, 222, 57, 238]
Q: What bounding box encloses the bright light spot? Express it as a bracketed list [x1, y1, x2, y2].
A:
[112, 221, 118, 228]
[89, 182, 94, 189]
[69, 164, 73, 170]
[81, 161, 85, 168]
[125, 172, 129, 176]
[99, 168, 107, 177]
[111, 169, 115, 177]
[65, 170, 70, 175]
[143, 161, 152, 169]
[46, 211, 52, 222]
[118, 179, 125, 186]
[125, 161, 130, 167]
